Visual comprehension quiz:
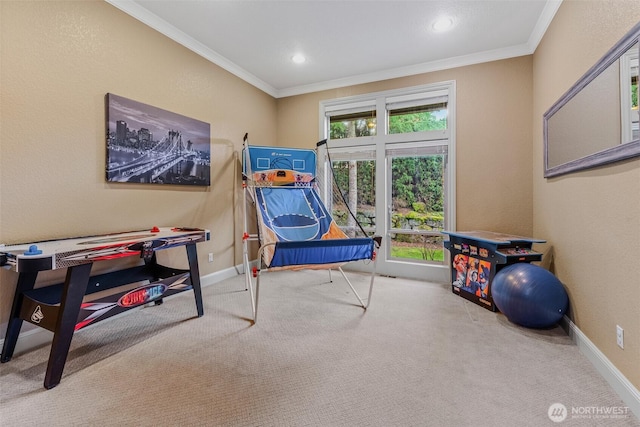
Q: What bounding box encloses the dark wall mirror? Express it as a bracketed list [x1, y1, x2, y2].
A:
[544, 22, 640, 178]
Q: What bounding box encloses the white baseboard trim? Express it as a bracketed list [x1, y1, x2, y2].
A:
[0, 265, 243, 357]
[200, 264, 243, 287]
[562, 316, 640, 420]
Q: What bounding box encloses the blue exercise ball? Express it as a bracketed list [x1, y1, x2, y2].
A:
[492, 263, 568, 328]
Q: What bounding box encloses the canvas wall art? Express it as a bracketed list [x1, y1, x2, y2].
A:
[106, 93, 211, 186]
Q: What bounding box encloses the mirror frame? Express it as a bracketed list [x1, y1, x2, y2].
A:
[543, 21, 640, 178]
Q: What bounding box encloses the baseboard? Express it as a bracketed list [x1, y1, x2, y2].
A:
[0, 264, 243, 357]
[200, 264, 243, 287]
[562, 316, 640, 420]
[3, 270, 638, 420]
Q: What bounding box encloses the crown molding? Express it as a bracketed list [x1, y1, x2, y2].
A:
[106, 0, 561, 99]
[527, 0, 563, 51]
[278, 0, 562, 98]
[277, 44, 532, 98]
[105, 0, 278, 97]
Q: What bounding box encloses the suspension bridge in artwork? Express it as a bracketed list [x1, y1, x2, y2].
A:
[107, 129, 208, 184]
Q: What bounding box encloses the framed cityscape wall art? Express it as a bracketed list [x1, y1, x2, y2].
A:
[105, 93, 211, 186]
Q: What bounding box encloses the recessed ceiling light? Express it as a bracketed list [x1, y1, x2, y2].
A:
[292, 54, 306, 64]
[432, 16, 454, 32]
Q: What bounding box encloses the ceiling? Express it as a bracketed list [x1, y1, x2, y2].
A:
[107, 0, 561, 98]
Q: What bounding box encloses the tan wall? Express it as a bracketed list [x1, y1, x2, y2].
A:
[277, 56, 534, 236]
[0, 1, 276, 333]
[2, 0, 637, 395]
[533, 0, 640, 389]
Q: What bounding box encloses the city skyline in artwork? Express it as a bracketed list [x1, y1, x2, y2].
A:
[106, 93, 211, 186]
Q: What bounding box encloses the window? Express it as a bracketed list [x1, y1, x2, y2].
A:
[387, 143, 448, 264]
[325, 148, 376, 237]
[319, 82, 456, 282]
[325, 100, 377, 140]
[388, 103, 447, 134]
[330, 110, 377, 139]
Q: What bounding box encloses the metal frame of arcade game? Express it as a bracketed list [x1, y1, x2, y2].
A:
[442, 231, 545, 311]
[241, 135, 381, 323]
[0, 227, 210, 389]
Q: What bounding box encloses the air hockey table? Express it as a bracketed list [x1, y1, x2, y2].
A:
[442, 231, 545, 311]
[0, 226, 209, 389]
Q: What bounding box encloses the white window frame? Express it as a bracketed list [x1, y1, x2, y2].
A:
[318, 81, 456, 283]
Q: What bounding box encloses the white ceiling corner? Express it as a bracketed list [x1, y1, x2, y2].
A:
[105, 0, 562, 99]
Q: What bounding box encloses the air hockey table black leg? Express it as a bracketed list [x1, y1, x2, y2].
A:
[43, 262, 93, 389]
[145, 252, 164, 306]
[186, 243, 203, 317]
[1, 271, 38, 363]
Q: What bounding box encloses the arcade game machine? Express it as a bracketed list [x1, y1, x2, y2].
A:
[442, 231, 544, 311]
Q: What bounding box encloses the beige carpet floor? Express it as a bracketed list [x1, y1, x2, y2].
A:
[0, 270, 638, 426]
